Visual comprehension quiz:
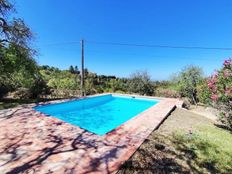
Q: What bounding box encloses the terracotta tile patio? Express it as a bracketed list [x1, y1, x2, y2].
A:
[0, 94, 182, 174]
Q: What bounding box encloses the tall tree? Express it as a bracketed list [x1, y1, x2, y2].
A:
[74, 65, 79, 74]
[0, 0, 33, 50]
[177, 65, 203, 105]
[69, 65, 75, 74]
[0, 0, 49, 99]
[128, 71, 154, 96]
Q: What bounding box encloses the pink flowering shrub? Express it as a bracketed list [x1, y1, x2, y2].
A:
[208, 58, 232, 128]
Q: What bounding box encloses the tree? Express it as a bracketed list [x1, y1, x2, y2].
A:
[0, 44, 50, 99]
[177, 65, 203, 104]
[0, 0, 46, 99]
[84, 68, 89, 76]
[29, 76, 51, 99]
[196, 78, 211, 104]
[74, 65, 80, 74]
[0, 44, 36, 97]
[128, 71, 154, 96]
[69, 65, 75, 74]
[0, 0, 33, 50]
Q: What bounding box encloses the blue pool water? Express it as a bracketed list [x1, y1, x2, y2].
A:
[34, 94, 159, 135]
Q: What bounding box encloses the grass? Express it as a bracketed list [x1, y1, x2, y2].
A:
[0, 98, 63, 110]
[0, 99, 36, 110]
[0, 102, 19, 110]
[174, 126, 232, 173]
[118, 108, 232, 174]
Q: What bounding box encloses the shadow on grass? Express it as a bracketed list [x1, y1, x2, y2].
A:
[214, 123, 232, 134]
[119, 136, 191, 174]
[172, 133, 222, 174]
[0, 98, 65, 110]
[0, 98, 70, 120]
[119, 132, 232, 174]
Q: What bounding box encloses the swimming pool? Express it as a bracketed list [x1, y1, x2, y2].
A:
[34, 94, 159, 135]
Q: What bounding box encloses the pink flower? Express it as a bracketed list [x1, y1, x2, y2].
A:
[225, 112, 229, 118]
[207, 82, 214, 88]
[211, 94, 218, 101]
[223, 69, 231, 78]
[225, 88, 232, 96]
[213, 70, 218, 78]
[223, 59, 232, 66]
[207, 79, 217, 91]
[229, 100, 232, 106]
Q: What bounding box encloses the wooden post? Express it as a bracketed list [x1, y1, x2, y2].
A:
[81, 39, 85, 96]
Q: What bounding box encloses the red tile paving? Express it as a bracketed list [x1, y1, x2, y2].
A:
[0, 94, 183, 174]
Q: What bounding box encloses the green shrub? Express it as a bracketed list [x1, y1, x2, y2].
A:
[0, 85, 10, 99]
[128, 71, 154, 96]
[13, 88, 31, 99]
[196, 79, 211, 104]
[176, 66, 203, 104]
[29, 77, 51, 99]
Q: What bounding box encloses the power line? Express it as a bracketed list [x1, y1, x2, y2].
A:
[84, 49, 225, 61]
[37, 40, 232, 51]
[86, 40, 232, 51]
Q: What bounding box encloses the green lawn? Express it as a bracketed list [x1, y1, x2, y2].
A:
[0, 99, 36, 110]
[0, 98, 61, 110]
[119, 108, 232, 174]
[0, 102, 18, 110]
[174, 125, 232, 173]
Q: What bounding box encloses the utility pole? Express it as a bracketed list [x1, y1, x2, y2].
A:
[81, 39, 85, 97]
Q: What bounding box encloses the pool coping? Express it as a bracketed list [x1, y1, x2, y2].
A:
[0, 93, 183, 174]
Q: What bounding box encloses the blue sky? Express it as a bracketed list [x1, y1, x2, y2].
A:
[15, 0, 232, 80]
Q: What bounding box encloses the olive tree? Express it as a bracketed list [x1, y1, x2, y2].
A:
[177, 65, 203, 105]
[0, 0, 50, 99]
[128, 71, 154, 96]
[0, 0, 33, 49]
